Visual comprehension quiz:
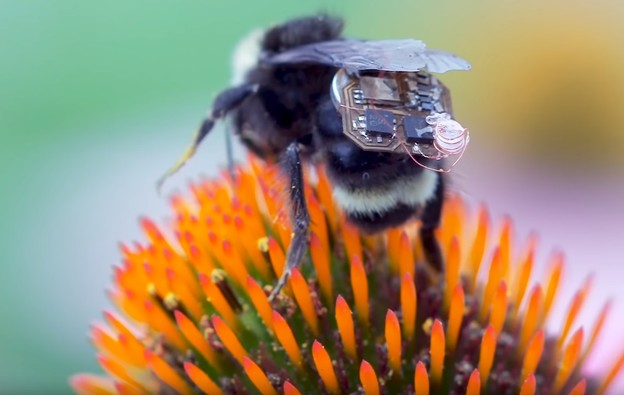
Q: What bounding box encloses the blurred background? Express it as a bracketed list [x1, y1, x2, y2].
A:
[1, 0, 623, 393]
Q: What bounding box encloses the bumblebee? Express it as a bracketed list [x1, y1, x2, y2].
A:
[158, 15, 471, 299]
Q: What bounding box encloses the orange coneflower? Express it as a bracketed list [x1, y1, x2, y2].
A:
[71, 159, 623, 394]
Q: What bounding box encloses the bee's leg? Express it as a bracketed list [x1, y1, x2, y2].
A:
[157, 83, 258, 191]
[419, 174, 445, 271]
[269, 142, 310, 301]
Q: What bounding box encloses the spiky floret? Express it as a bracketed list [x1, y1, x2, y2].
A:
[72, 159, 623, 395]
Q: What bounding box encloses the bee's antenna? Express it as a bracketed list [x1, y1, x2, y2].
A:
[156, 127, 206, 194]
[155, 83, 258, 193]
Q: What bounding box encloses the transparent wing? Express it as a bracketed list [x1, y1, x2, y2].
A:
[265, 39, 471, 73]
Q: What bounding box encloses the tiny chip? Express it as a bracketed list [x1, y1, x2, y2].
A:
[404, 115, 434, 144]
[365, 109, 396, 136]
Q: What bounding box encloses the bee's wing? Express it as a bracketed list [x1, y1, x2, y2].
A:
[264, 39, 471, 73]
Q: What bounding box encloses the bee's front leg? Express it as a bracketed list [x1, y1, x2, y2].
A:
[269, 142, 310, 301]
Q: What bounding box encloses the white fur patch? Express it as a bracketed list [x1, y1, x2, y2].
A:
[332, 171, 438, 215]
[231, 29, 264, 85]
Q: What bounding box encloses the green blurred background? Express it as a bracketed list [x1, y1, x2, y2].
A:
[2, 0, 623, 393]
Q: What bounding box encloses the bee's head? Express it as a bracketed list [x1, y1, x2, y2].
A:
[262, 14, 343, 54]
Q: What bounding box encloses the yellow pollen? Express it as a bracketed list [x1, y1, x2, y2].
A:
[359, 360, 380, 395]
[257, 237, 269, 253]
[335, 295, 357, 360]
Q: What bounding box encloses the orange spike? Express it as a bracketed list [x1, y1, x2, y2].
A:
[385, 310, 402, 374]
[467, 204, 489, 291]
[96, 355, 146, 393]
[218, 240, 249, 288]
[414, 361, 430, 395]
[497, 216, 513, 282]
[440, 194, 464, 250]
[247, 277, 273, 332]
[582, 300, 612, 364]
[266, 237, 285, 278]
[521, 330, 544, 382]
[430, 319, 446, 385]
[272, 311, 302, 367]
[480, 248, 502, 321]
[568, 379, 586, 395]
[444, 237, 461, 309]
[519, 374, 536, 395]
[398, 231, 414, 277]
[359, 360, 380, 395]
[466, 369, 481, 395]
[283, 381, 303, 395]
[518, 285, 543, 355]
[183, 362, 224, 395]
[211, 315, 247, 364]
[540, 252, 564, 326]
[597, 351, 624, 395]
[310, 232, 333, 303]
[489, 281, 508, 334]
[343, 221, 362, 264]
[314, 165, 337, 232]
[70, 374, 116, 395]
[142, 301, 187, 351]
[166, 270, 204, 322]
[174, 310, 220, 368]
[478, 325, 497, 385]
[243, 357, 279, 395]
[307, 192, 329, 255]
[510, 234, 536, 322]
[289, 268, 319, 336]
[447, 284, 465, 352]
[145, 350, 194, 395]
[387, 228, 402, 274]
[557, 276, 593, 352]
[113, 381, 149, 395]
[200, 275, 239, 329]
[335, 296, 357, 360]
[351, 255, 370, 325]
[553, 328, 584, 393]
[401, 273, 417, 341]
[312, 340, 340, 394]
[90, 325, 137, 367]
